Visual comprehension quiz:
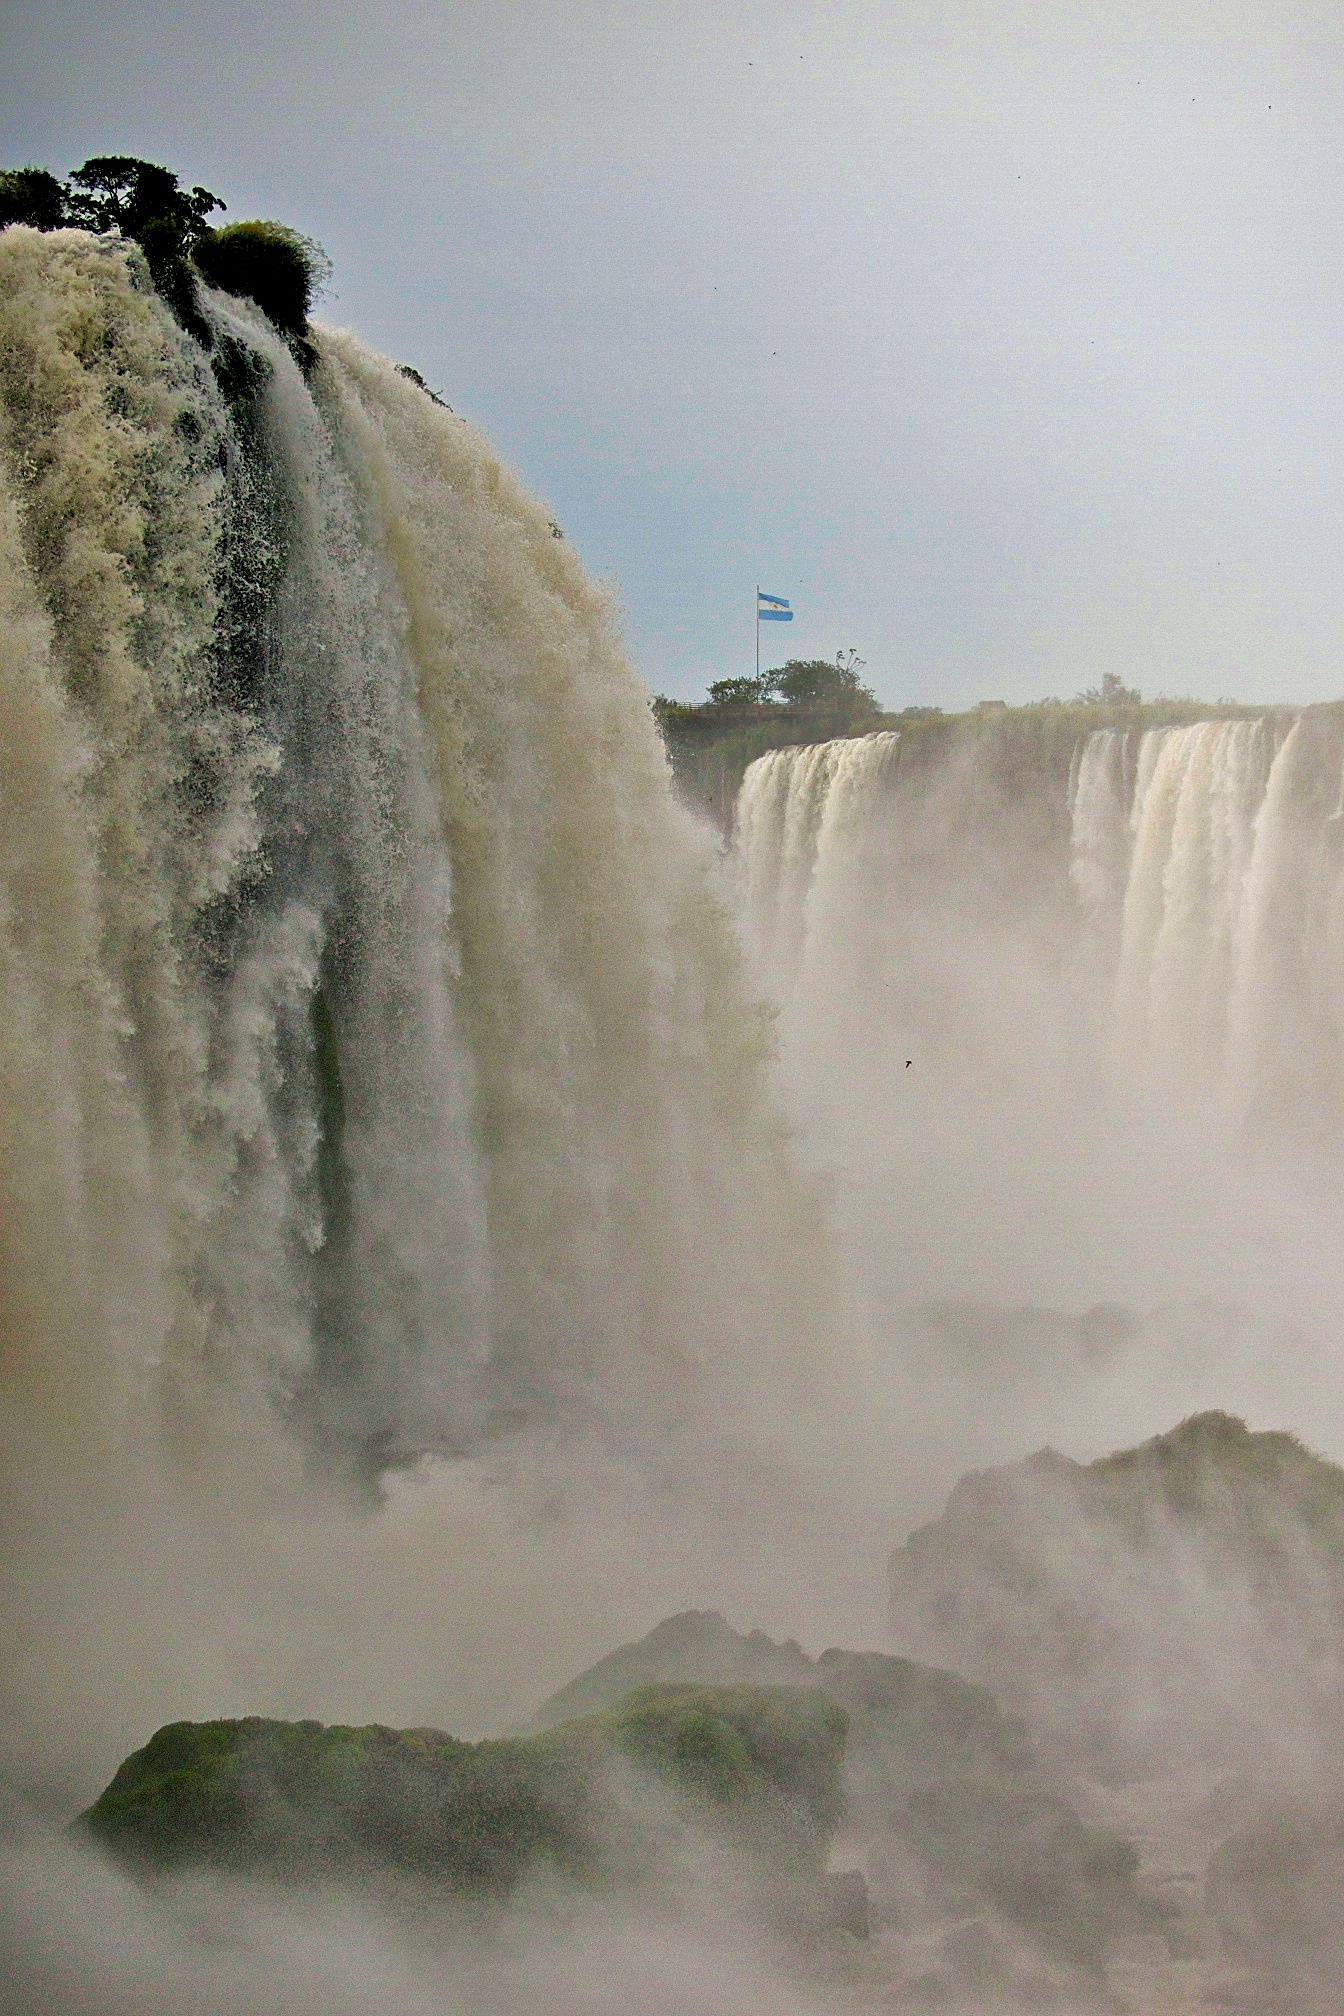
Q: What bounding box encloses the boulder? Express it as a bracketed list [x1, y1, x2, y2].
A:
[534, 1610, 1154, 1970]
[78, 1683, 850, 1935]
[889, 1412, 1344, 1778]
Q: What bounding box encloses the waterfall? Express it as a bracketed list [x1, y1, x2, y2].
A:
[1069, 713, 1344, 1122]
[1226, 715, 1344, 1128]
[0, 227, 828, 1480]
[734, 732, 901, 1002]
[734, 706, 1344, 1139]
[1069, 728, 1131, 919]
[1114, 719, 1279, 1081]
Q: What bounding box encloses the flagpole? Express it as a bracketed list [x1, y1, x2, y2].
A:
[755, 584, 759, 687]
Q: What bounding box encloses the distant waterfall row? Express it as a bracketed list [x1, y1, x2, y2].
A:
[734, 711, 1344, 1130]
[0, 227, 827, 1481]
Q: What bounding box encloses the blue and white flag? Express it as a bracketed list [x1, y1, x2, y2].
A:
[758, 590, 793, 622]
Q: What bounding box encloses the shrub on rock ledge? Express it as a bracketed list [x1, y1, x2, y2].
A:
[0, 167, 68, 231]
[194, 220, 328, 338]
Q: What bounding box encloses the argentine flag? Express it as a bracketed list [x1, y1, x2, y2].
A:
[758, 590, 793, 622]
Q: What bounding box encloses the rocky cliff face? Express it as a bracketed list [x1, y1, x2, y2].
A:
[889, 1411, 1344, 1780]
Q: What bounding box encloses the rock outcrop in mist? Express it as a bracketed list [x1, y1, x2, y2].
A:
[890, 1412, 1344, 2010]
[535, 1610, 1157, 1990]
[78, 1688, 858, 1941]
[889, 1411, 1344, 1777]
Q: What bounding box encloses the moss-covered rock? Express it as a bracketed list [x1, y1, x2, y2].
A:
[535, 1608, 815, 1726]
[536, 1614, 1035, 1803]
[77, 1684, 849, 1927]
[612, 1682, 845, 1846]
[81, 1714, 591, 1891]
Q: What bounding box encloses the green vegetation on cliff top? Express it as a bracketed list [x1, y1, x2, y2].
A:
[0, 155, 327, 355]
[656, 661, 1278, 832]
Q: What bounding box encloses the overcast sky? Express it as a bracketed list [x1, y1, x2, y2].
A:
[3, 0, 1342, 708]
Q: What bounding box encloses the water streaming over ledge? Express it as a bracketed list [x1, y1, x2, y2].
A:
[1076, 715, 1344, 1116]
[734, 711, 1344, 1135]
[0, 228, 829, 1480]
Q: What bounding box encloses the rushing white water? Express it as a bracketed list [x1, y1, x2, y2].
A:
[734, 732, 901, 1001]
[0, 227, 829, 1483]
[1114, 718, 1281, 1083]
[1068, 727, 1132, 927]
[1074, 714, 1344, 1123]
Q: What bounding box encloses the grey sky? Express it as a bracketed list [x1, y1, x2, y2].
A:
[3, 0, 1342, 708]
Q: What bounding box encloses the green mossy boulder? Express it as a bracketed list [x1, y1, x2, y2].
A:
[80, 1714, 590, 1891]
[77, 1684, 849, 1925]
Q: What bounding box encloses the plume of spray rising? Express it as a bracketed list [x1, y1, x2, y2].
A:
[730, 710, 1344, 1480]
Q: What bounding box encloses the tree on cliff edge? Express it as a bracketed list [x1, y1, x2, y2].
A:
[0, 167, 67, 231]
[0, 156, 225, 336]
[768, 650, 879, 725]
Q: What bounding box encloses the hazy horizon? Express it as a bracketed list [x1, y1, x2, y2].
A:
[3, 0, 1342, 710]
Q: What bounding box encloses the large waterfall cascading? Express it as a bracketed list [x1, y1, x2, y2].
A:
[1033, 710, 1344, 1124]
[0, 227, 827, 1478]
[1068, 727, 1133, 925]
[733, 718, 1088, 1095]
[1112, 719, 1282, 1082]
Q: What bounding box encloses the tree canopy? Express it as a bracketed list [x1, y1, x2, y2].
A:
[706, 676, 771, 710]
[769, 649, 879, 720]
[1075, 671, 1142, 706]
[62, 155, 223, 249]
[686, 651, 880, 726]
[0, 167, 68, 232]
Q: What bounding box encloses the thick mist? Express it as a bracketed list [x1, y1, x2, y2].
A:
[725, 717, 1344, 2005]
[735, 716, 1344, 1483]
